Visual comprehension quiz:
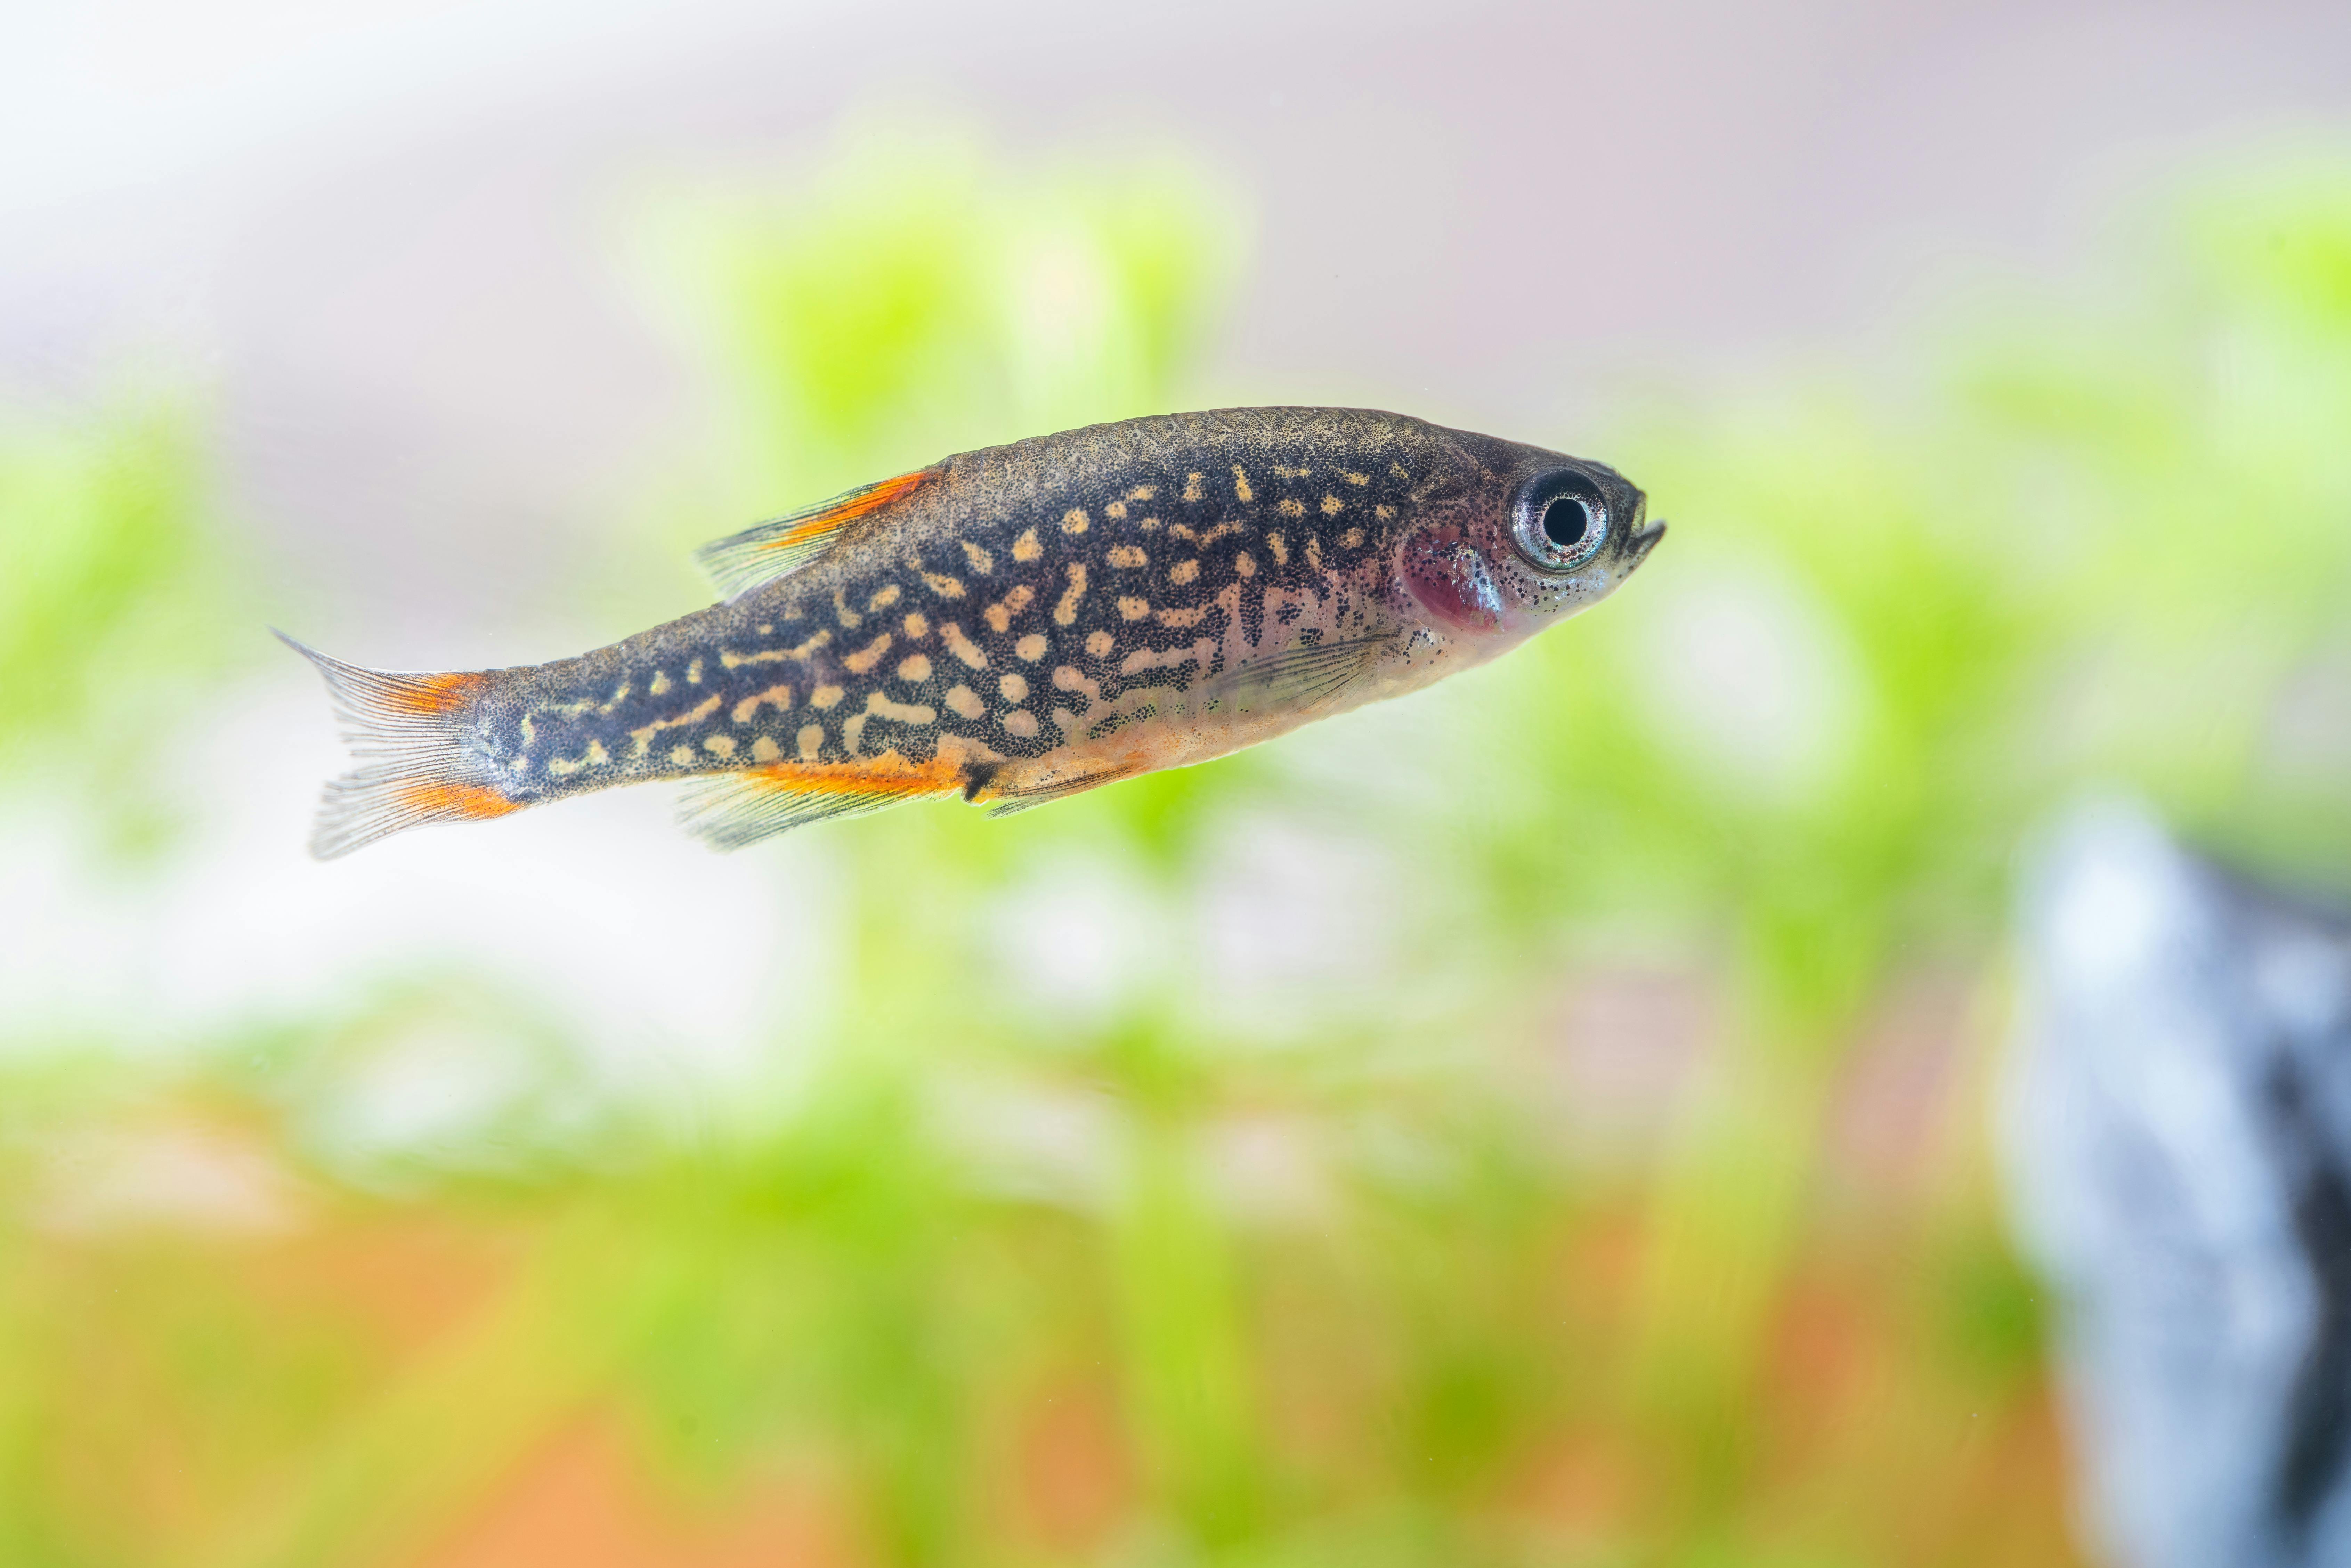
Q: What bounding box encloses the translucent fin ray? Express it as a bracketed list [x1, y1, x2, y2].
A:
[676, 760, 959, 850]
[695, 468, 933, 598]
[276, 630, 518, 860]
[980, 762, 1140, 818]
[1198, 633, 1391, 714]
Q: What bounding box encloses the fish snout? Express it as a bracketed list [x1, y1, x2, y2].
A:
[1623, 519, 1667, 570]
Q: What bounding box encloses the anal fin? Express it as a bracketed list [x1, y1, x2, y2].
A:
[677, 755, 962, 849]
[695, 467, 934, 598]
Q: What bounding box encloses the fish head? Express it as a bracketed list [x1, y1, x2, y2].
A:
[1398, 439, 1663, 642]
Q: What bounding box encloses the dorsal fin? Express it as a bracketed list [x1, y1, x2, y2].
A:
[695, 467, 934, 598]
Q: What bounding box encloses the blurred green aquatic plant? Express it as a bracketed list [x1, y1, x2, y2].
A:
[1413, 152, 2351, 1511]
[635, 121, 1243, 561]
[0, 394, 235, 850]
[11, 135, 2351, 1568]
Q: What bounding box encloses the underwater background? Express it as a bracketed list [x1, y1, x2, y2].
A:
[8, 4, 2351, 1564]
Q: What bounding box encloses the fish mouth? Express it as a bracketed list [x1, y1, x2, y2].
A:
[1624, 520, 1667, 570]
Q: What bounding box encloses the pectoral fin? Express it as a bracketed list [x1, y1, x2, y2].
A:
[1197, 633, 1390, 714]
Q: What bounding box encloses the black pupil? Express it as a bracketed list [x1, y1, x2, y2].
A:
[1543, 496, 1591, 550]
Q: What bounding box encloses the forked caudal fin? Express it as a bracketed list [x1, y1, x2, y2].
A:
[276, 631, 519, 860]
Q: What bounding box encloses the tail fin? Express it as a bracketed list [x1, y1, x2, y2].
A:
[276, 631, 520, 860]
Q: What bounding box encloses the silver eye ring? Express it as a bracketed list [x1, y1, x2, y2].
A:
[1511, 471, 1610, 572]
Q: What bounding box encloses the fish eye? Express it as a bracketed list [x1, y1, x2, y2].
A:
[1512, 469, 1609, 571]
[1543, 496, 1591, 550]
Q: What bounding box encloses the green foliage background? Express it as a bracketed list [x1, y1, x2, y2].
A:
[6, 127, 2351, 1567]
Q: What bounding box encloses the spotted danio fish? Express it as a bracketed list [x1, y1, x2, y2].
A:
[284, 407, 1663, 858]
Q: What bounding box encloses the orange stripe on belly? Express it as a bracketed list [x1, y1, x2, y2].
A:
[735, 753, 965, 802]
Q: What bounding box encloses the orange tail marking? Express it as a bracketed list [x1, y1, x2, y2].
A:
[395, 780, 522, 821]
[386, 671, 489, 718]
[760, 468, 933, 558]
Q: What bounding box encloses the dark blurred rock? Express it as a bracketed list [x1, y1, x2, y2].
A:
[2005, 802, 2351, 1568]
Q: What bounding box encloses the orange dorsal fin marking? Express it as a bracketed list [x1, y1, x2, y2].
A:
[759, 468, 931, 552]
[695, 467, 937, 598]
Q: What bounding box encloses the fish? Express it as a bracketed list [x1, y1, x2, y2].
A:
[282, 406, 1664, 859]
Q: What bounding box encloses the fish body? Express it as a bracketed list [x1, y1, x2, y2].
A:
[287, 407, 1663, 858]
